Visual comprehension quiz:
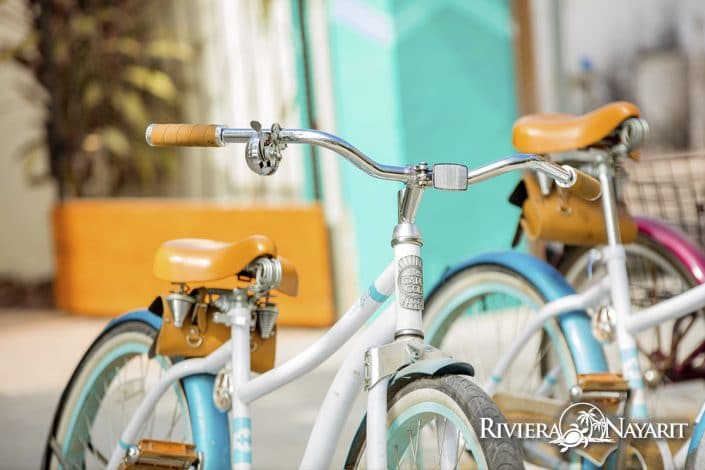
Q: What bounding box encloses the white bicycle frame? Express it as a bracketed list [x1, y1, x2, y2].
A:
[103, 123, 593, 470]
[485, 157, 705, 469]
[106, 241, 425, 470]
[107, 256, 395, 469]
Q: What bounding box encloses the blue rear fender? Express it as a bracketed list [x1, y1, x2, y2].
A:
[427, 251, 608, 375]
[106, 309, 229, 469]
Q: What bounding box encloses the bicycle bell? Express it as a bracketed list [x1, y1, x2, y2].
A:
[245, 121, 286, 176]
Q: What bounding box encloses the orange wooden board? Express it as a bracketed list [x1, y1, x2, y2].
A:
[53, 200, 334, 327]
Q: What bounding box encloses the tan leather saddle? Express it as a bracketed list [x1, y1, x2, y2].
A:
[153, 235, 298, 296]
[512, 101, 640, 155]
[509, 102, 641, 246]
[151, 235, 297, 369]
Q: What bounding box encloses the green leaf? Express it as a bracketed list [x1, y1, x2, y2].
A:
[123, 65, 177, 101]
[52, 39, 69, 65]
[114, 37, 141, 58]
[16, 138, 45, 162]
[144, 39, 193, 61]
[82, 82, 103, 109]
[0, 31, 38, 62]
[69, 14, 97, 36]
[131, 149, 156, 184]
[17, 138, 49, 185]
[111, 89, 149, 129]
[100, 126, 131, 157]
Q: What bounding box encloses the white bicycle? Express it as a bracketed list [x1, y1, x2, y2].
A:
[41, 121, 600, 469]
[423, 103, 705, 468]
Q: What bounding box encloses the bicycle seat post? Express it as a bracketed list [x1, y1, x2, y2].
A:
[596, 154, 650, 420]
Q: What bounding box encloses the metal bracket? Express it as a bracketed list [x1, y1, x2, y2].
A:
[432, 163, 468, 191]
[212, 289, 249, 326]
[213, 367, 232, 412]
[363, 338, 447, 390]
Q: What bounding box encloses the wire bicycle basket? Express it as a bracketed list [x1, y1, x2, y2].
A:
[622, 151, 705, 248]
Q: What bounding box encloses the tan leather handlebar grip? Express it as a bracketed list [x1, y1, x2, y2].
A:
[146, 124, 223, 147]
[565, 167, 601, 201]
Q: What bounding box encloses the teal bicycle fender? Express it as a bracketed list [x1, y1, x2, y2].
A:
[429, 251, 609, 375]
[390, 357, 474, 389]
[106, 310, 229, 470]
[688, 415, 705, 462]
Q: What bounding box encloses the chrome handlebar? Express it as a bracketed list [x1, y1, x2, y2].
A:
[146, 121, 585, 193]
[221, 122, 411, 182]
[468, 154, 574, 187]
[215, 122, 576, 189]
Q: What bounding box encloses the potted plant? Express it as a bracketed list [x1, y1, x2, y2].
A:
[2, 0, 335, 326]
[1, 0, 188, 314]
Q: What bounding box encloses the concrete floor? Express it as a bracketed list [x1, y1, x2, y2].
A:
[1, 309, 703, 469]
[0, 309, 364, 469]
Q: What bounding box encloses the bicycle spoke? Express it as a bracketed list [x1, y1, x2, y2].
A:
[411, 417, 423, 468]
[672, 314, 696, 348]
[408, 428, 417, 468]
[166, 398, 180, 440]
[394, 443, 402, 470]
[86, 439, 109, 466]
[437, 417, 448, 466]
[454, 428, 463, 469]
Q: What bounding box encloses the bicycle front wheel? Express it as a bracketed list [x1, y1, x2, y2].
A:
[344, 375, 523, 469]
[42, 320, 193, 470]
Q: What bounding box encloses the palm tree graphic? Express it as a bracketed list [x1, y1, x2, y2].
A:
[551, 403, 614, 452]
[576, 409, 597, 431]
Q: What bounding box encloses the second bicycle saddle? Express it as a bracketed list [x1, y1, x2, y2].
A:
[153, 235, 298, 295]
[512, 101, 640, 154]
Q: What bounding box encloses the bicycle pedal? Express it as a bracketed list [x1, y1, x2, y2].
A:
[120, 439, 198, 470]
[571, 373, 630, 422]
[577, 373, 629, 393]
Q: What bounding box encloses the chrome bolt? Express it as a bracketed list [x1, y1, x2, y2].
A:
[125, 445, 140, 464]
[569, 385, 583, 402]
[643, 369, 662, 387]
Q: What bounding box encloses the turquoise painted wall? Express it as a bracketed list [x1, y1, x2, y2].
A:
[328, 0, 521, 288]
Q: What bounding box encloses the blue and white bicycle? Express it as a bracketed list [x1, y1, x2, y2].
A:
[422, 106, 705, 468]
[41, 121, 600, 469]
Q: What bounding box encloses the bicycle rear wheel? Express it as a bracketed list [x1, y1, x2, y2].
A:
[424, 264, 579, 400]
[344, 375, 523, 469]
[561, 233, 705, 419]
[42, 320, 193, 470]
[421, 260, 605, 468]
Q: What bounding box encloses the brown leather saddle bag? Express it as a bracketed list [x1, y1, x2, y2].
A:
[511, 173, 637, 246]
[151, 292, 276, 373]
